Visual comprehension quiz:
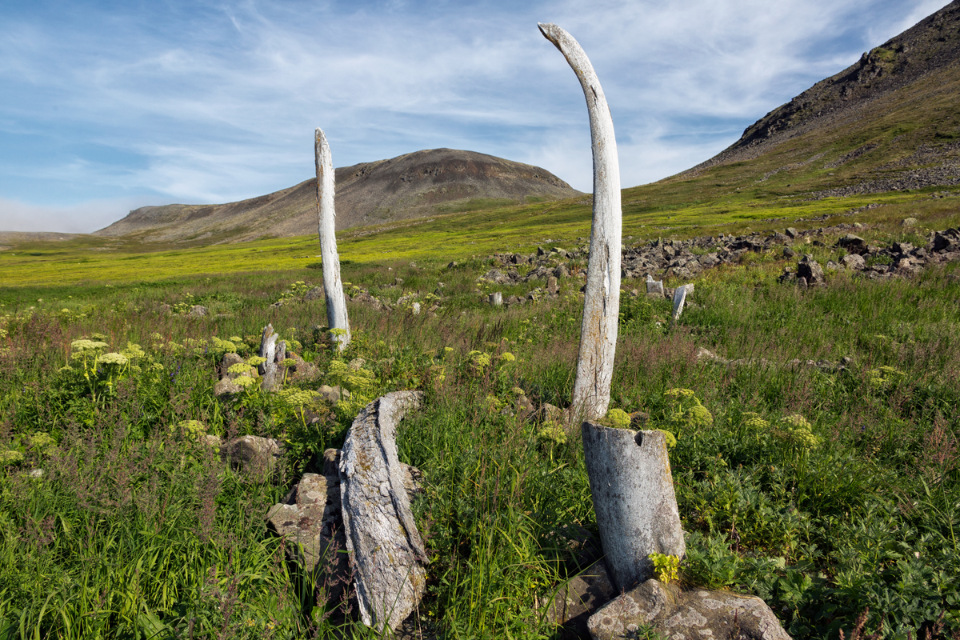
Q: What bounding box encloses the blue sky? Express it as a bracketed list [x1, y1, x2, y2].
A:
[0, 0, 949, 233]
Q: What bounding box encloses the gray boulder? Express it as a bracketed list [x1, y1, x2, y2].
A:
[222, 435, 283, 479]
[588, 579, 791, 640]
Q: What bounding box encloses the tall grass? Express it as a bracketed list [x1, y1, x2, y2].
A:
[1, 249, 958, 638]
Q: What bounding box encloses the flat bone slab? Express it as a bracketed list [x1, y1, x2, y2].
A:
[339, 390, 427, 632]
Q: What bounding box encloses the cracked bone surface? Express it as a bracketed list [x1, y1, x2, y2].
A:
[339, 391, 427, 632]
[539, 23, 622, 421]
[315, 127, 351, 351]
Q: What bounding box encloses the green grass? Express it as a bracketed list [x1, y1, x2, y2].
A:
[1, 233, 958, 638]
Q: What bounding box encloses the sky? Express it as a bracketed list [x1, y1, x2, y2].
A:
[0, 0, 950, 233]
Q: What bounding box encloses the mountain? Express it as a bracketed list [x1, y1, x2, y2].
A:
[95, 149, 580, 244]
[685, 0, 960, 195]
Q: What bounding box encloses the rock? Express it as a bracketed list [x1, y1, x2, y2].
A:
[541, 560, 617, 637]
[796, 256, 825, 285]
[410, 302, 421, 315]
[214, 377, 243, 397]
[588, 579, 791, 640]
[782, 246, 796, 258]
[220, 352, 244, 374]
[285, 352, 321, 382]
[836, 234, 868, 255]
[203, 434, 222, 449]
[318, 385, 342, 404]
[645, 275, 664, 297]
[322, 448, 341, 475]
[222, 435, 283, 479]
[188, 305, 208, 317]
[547, 276, 560, 296]
[933, 231, 958, 252]
[304, 286, 325, 301]
[267, 471, 350, 608]
[785, 227, 798, 239]
[841, 254, 866, 270]
[581, 424, 685, 590]
[902, 217, 918, 227]
[339, 391, 427, 632]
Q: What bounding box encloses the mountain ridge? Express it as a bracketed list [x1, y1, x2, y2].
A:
[94, 148, 581, 244]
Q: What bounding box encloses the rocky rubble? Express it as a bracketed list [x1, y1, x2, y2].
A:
[477, 224, 960, 303]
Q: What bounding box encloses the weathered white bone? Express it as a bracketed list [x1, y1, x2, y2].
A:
[672, 285, 687, 322]
[581, 424, 685, 590]
[339, 391, 427, 632]
[257, 324, 286, 391]
[315, 128, 351, 351]
[539, 23, 622, 421]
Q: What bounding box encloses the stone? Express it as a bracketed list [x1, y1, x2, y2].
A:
[303, 286, 325, 301]
[541, 560, 617, 636]
[214, 377, 243, 397]
[645, 275, 664, 297]
[188, 305, 208, 317]
[267, 471, 350, 608]
[785, 227, 798, 239]
[222, 435, 283, 479]
[796, 257, 824, 285]
[588, 579, 791, 640]
[836, 234, 868, 255]
[410, 302, 421, 315]
[339, 391, 427, 632]
[547, 276, 560, 296]
[841, 254, 866, 270]
[220, 352, 244, 376]
[581, 424, 685, 590]
[285, 352, 321, 382]
[318, 385, 342, 404]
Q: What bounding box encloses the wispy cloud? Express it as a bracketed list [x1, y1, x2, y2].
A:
[0, 0, 950, 232]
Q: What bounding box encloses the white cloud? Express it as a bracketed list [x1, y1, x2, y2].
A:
[0, 197, 146, 234]
[0, 0, 952, 229]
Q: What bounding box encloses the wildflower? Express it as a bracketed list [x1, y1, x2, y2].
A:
[71, 339, 108, 353]
[233, 376, 258, 389]
[170, 420, 206, 439]
[775, 414, 820, 449]
[866, 366, 905, 391]
[278, 388, 319, 408]
[120, 342, 146, 359]
[246, 356, 267, 367]
[601, 408, 632, 429]
[228, 363, 255, 376]
[656, 429, 678, 448]
[28, 433, 57, 457]
[741, 412, 770, 431]
[498, 352, 516, 364]
[537, 421, 567, 445]
[0, 449, 24, 467]
[96, 352, 129, 366]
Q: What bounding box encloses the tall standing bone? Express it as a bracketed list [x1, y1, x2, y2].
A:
[539, 23, 622, 422]
[315, 128, 351, 351]
[542, 22, 686, 591]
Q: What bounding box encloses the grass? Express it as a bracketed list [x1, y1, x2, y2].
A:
[2, 56, 960, 635]
[1, 224, 958, 638]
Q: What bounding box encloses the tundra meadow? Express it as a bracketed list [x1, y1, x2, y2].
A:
[1, 190, 960, 639]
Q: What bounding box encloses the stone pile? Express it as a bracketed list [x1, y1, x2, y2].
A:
[780, 227, 960, 286]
